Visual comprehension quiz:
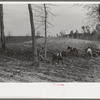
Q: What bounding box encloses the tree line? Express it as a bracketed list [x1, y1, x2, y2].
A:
[68, 25, 100, 40]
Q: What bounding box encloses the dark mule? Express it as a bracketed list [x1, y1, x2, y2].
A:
[61, 51, 67, 57]
[52, 52, 63, 64]
[73, 48, 78, 56]
[67, 46, 78, 56]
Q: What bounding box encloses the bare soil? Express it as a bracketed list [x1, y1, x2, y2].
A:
[0, 53, 100, 82]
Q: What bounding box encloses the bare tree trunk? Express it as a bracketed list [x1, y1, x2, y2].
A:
[98, 4, 100, 35]
[28, 4, 37, 64]
[44, 4, 47, 59]
[0, 4, 5, 51]
[99, 4, 100, 22]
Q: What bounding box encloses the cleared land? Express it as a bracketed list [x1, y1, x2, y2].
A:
[0, 37, 100, 82]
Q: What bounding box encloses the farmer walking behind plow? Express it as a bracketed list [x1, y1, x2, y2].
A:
[37, 47, 45, 63]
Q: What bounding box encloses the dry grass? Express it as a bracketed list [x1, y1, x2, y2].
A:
[32, 37, 100, 55]
[0, 37, 100, 82]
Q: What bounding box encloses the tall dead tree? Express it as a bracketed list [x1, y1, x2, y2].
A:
[0, 4, 5, 51]
[32, 4, 55, 60]
[44, 4, 47, 59]
[28, 4, 37, 64]
[98, 4, 100, 22]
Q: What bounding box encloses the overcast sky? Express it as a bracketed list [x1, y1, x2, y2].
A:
[3, 4, 88, 36]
